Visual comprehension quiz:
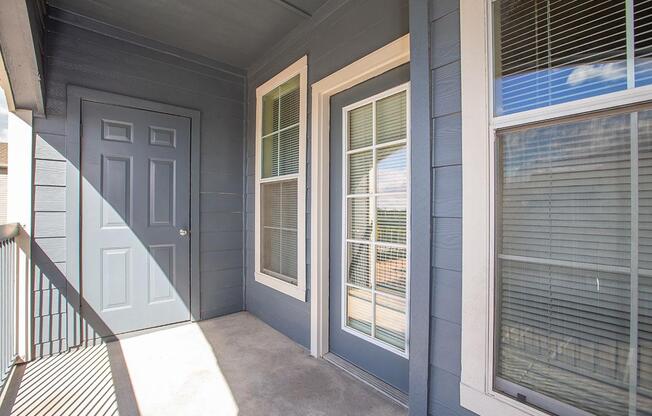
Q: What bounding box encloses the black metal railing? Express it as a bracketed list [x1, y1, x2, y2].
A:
[0, 223, 20, 394]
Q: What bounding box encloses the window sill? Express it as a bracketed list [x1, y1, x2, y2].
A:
[255, 271, 306, 302]
[460, 384, 552, 416]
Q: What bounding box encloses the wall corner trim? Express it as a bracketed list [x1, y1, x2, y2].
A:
[407, 0, 432, 413]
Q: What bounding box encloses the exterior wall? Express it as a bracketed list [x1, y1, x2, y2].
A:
[32, 16, 245, 357]
[244, 0, 409, 348]
[426, 0, 473, 415]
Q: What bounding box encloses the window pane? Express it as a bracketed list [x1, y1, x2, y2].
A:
[262, 227, 281, 275]
[376, 90, 407, 144]
[262, 93, 279, 136]
[349, 103, 373, 150]
[279, 125, 299, 175]
[262, 134, 278, 178]
[348, 197, 372, 241]
[347, 287, 372, 335]
[376, 246, 406, 297]
[349, 150, 372, 194]
[375, 293, 406, 351]
[494, 0, 628, 116]
[347, 242, 371, 288]
[262, 182, 281, 228]
[280, 229, 297, 281]
[376, 144, 407, 193]
[281, 180, 297, 230]
[279, 75, 300, 129]
[635, 0, 652, 87]
[261, 179, 298, 285]
[497, 110, 652, 415]
[376, 195, 406, 245]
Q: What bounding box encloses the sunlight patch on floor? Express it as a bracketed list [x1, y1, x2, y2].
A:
[3, 322, 238, 416]
[119, 322, 239, 416]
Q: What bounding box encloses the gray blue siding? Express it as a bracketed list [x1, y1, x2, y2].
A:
[244, 0, 409, 349]
[32, 13, 246, 356]
[427, 0, 474, 415]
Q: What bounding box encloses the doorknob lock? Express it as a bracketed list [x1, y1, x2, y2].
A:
[179, 228, 189, 236]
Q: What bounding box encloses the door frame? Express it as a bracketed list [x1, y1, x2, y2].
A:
[65, 86, 201, 347]
[309, 34, 410, 358]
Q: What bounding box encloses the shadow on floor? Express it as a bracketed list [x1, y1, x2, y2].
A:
[0, 342, 138, 416]
[0, 312, 406, 416]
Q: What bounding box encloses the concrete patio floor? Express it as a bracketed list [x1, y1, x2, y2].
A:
[0, 312, 407, 416]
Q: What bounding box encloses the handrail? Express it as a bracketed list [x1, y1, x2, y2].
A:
[0, 223, 20, 243]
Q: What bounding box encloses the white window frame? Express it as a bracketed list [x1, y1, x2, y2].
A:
[254, 56, 308, 301]
[459, 1, 652, 416]
[340, 83, 411, 358]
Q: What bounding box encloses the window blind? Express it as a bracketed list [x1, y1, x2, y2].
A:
[259, 76, 300, 285]
[638, 110, 652, 406]
[496, 109, 652, 415]
[261, 179, 298, 284]
[636, 0, 652, 87]
[493, 0, 652, 116]
[344, 88, 408, 353]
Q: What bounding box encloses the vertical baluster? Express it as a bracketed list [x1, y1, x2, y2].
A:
[8, 240, 11, 363]
[1, 240, 6, 387]
[4, 240, 6, 380]
[3, 241, 6, 383]
[1, 232, 19, 393]
[11, 238, 15, 362]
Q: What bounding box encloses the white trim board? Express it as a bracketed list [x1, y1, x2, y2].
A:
[309, 34, 410, 358]
[254, 56, 308, 301]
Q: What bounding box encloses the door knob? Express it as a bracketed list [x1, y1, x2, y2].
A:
[179, 228, 189, 237]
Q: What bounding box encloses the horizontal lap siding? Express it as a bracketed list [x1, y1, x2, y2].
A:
[33, 115, 67, 355]
[428, 0, 475, 415]
[244, 0, 409, 348]
[32, 18, 245, 357]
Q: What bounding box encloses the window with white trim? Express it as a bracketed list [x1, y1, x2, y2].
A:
[461, 1, 652, 416]
[342, 85, 410, 355]
[255, 57, 307, 301]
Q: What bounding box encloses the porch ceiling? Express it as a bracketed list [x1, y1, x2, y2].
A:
[46, 0, 329, 69]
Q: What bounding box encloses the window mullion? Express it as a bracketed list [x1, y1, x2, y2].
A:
[276, 88, 282, 177]
[626, 0, 635, 89]
[279, 181, 284, 277]
[628, 111, 639, 416]
[545, 0, 552, 108]
[371, 100, 377, 339]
